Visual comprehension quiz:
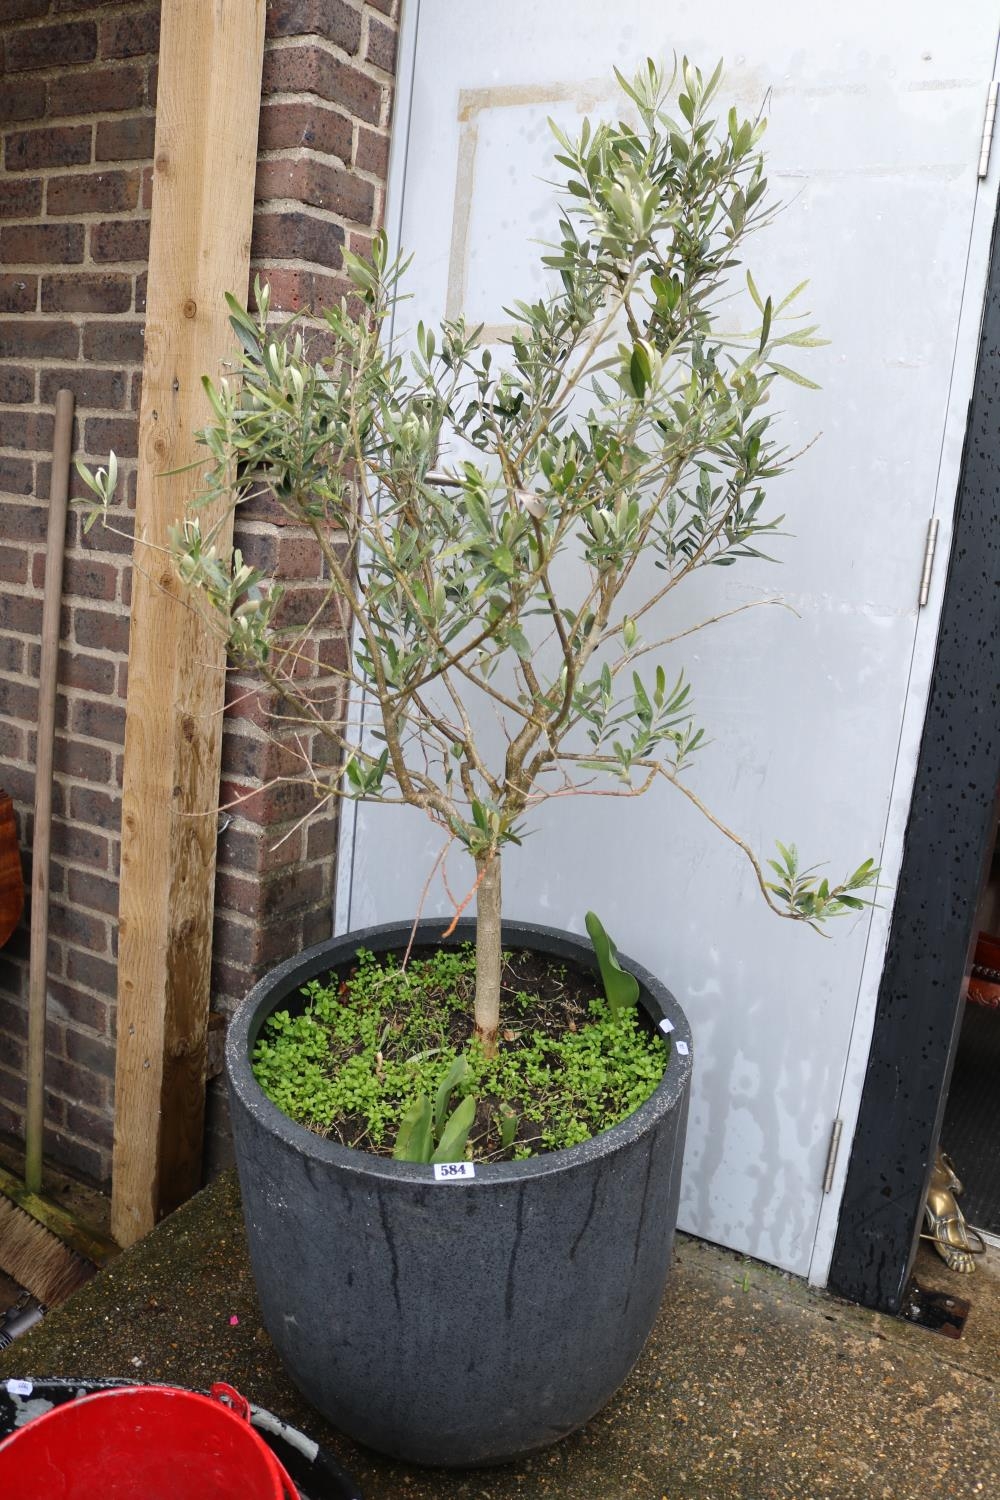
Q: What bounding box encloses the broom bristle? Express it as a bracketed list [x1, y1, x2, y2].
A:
[0, 1194, 95, 1307]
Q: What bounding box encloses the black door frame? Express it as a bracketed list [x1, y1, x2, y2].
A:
[828, 194, 1000, 1312]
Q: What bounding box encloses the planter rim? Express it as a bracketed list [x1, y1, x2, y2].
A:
[226, 917, 693, 1187]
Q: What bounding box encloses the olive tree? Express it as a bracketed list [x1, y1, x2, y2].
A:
[82, 60, 876, 1054]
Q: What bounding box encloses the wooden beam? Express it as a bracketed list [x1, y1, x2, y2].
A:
[112, 0, 266, 1247]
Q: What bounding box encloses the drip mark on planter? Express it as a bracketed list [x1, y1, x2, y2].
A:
[504, 1188, 526, 1320]
[375, 1187, 401, 1315]
[624, 1145, 657, 1318]
[569, 1179, 599, 1261]
[632, 1145, 656, 1269]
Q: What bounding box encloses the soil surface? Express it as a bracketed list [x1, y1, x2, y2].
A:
[256, 945, 663, 1160]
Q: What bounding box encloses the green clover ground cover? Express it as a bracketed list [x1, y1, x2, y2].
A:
[251, 945, 667, 1161]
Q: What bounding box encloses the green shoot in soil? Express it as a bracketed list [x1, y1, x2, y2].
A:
[251, 945, 667, 1162]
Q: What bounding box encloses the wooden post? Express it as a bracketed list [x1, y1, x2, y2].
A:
[112, 0, 266, 1247]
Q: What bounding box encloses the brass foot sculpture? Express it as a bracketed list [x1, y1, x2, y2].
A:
[921, 1149, 984, 1274]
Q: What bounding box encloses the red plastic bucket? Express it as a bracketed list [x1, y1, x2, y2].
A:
[0, 1382, 297, 1499]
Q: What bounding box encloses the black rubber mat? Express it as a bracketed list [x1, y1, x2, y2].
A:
[942, 1001, 1000, 1236]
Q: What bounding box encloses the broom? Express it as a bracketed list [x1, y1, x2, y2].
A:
[0, 390, 118, 1312]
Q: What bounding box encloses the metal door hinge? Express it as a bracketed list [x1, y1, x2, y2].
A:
[822, 1118, 844, 1195]
[918, 517, 940, 608]
[979, 80, 998, 178]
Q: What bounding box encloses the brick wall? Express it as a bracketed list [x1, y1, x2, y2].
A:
[0, 0, 399, 1186]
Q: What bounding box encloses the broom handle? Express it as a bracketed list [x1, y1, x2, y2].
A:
[25, 389, 75, 1195]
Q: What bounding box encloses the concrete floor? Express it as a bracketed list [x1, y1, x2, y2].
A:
[1, 1172, 997, 1499]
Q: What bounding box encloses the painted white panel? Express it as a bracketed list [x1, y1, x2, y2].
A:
[340, 0, 1000, 1277]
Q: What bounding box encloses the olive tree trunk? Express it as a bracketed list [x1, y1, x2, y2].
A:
[473, 853, 502, 1057]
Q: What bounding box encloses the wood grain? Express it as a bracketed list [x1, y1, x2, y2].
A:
[112, 0, 266, 1247]
[25, 387, 74, 1195]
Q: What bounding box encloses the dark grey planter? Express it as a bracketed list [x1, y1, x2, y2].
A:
[226, 918, 692, 1468]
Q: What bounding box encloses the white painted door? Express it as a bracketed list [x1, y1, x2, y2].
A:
[338, 0, 1000, 1279]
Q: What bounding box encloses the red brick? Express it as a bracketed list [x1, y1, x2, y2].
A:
[0, 711, 24, 752]
[4, 20, 97, 72]
[258, 101, 353, 160]
[90, 217, 150, 263]
[212, 870, 261, 919]
[251, 209, 345, 270]
[64, 1100, 113, 1153]
[248, 266, 346, 314]
[0, 499, 46, 541]
[5, 124, 92, 171]
[29, 552, 117, 602]
[365, 16, 397, 73]
[0, 177, 42, 217]
[52, 0, 137, 9]
[0, 78, 47, 125]
[261, 46, 383, 125]
[46, 1050, 109, 1106]
[52, 733, 114, 783]
[49, 821, 111, 872]
[47, 168, 139, 215]
[61, 559, 119, 615]
[40, 366, 126, 409]
[82, 320, 144, 363]
[84, 413, 138, 457]
[41, 1127, 107, 1187]
[73, 606, 130, 653]
[220, 775, 318, 826]
[0, 367, 34, 403]
[0, 546, 28, 585]
[230, 531, 277, 575]
[256, 156, 374, 222]
[0, 319, 79, 360]
[42, 272, 132, 313]
[0, 457, 34, 496]
[0, 676, 38, 722]
[65, 948, 117, 1003]
[70, 696, 126, 745]
[53, 647, 118, 694]
[72, 505, 134, 556]
[355, 126, 389, 177]
[222, 824, 304, 878]
[0, 1, 50, 21]
[1, 222, 84, 264]
[301, 904, 333, 949]
[0, 1068, 26, 1114]
[220, 726, 270, 782]
[99, 9, 159, 60]
[0, 273, 36, 311]
[69, 784, 119, 830]
[276, 532, 327, 580]
[95, 114, 155, 161]
[0, 410, 53, 450]
[265, 0, 362, 53]
[307, 812, 339, 861]
[134, 271, 146, 311]
[259, 861, 325, 920]
[48, 63, 144, 117]
[67, 867, 120, 918]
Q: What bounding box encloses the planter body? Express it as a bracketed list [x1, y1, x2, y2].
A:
[226, 919, 692, 1467]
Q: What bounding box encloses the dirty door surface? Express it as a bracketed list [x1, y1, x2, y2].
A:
[338, 1, 1000, 1277]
